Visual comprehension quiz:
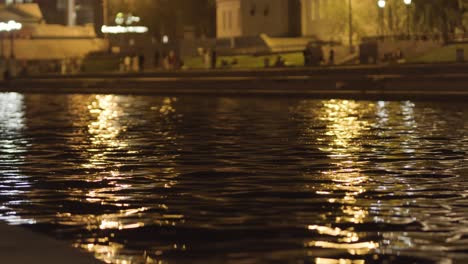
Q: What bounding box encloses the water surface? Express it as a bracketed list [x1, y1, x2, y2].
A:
[0, 93, 467, 263]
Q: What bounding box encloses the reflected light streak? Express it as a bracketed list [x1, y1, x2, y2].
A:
[319, 100, 373, 224]
[88, 95, 126, 149]
[319, 100, 371, 153]
[63, 95, 183, 263]
[0, 93, 35, 225]
[315, 257, 365, 264]
[303, 100, 379, 255]
[306, 241, 378, 250]
[308, 225, 360, 243]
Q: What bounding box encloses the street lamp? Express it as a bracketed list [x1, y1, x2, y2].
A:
[103, 0, 109, 27]
[0, 20, 22, 78]
[377, 0, 386, 8]
[377, 0, 386, 36]
[403, 0, 412, 38]
[348, 0, 353, 53]
[0, 21, 22, 59]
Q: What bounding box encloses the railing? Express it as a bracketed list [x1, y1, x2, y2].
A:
[363, 33, 468, 43]
[363, 34, 443, 42]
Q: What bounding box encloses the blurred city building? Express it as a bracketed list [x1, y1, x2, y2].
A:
[0, 3, 108, 75]
[0, 0, 104, 35]
[216, 0, 293, 38]
[216, 0, 383, 41]
[217, 0, 445, 41]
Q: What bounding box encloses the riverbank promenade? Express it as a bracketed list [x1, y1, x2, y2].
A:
[2, 63, 468, 100]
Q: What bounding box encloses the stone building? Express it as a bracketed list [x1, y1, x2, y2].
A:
[216, 0, 297, 38]
[216, 0, 412, 43]
[300, 0, 381, 42]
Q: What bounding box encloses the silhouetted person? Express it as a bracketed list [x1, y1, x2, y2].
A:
[166, 50, 182, 70]
[395, 48, 403, 60]
[264, 57, 270, 68]
[211, 50, 217, 69]
[303, 48, 310, 66]
[329, 48, 335, 65]
[154, 50, 160, 68]
[138, 54, 145, 72]
[274, 56, 285, 67]
[3, 69, 11, 81]
[124, 56, 131, 72]
[203, 49, 210, 69]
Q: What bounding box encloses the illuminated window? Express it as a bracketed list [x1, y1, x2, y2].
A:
[250, 4, 256, 16]
[5, 0, 34, 4]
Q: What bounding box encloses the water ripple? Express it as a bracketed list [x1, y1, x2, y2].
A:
[0, 94, 467, 263]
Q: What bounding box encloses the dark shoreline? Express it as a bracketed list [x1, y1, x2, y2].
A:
[0, 222, 102, 264]
[2, 63, 468, 100]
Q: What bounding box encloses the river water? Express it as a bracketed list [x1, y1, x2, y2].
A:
[0, 93, 466, 264]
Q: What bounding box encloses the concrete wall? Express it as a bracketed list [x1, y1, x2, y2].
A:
[217, 0, 242, 38]
[378, 39, 442, 61]
[216, 0, 290, 38]
[1, 38, 108, 60]
[28, 24, 97, 38]
[240, 0, 289, 37]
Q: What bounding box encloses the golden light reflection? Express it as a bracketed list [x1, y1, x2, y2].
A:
[75, 242, 130, 264]
[85, 95, 127, 169]
[318, 100, 373, 224]
[308, 225, 360, 242]
[301, 100, 379, 255]
[319, 100, 371, 153]
[306, 241, 378, 250]
[315, 257, 365, 264]
[62, 95, 182, 263]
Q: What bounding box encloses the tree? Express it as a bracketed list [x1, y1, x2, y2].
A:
[412, 0, 466, 43]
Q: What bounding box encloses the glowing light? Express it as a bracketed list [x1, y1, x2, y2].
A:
[378, 0, 386, 8]
[162, 35, 169, 44]
[0, 20, 22, 32]
[125, 15, 140, 25]
[115, 13, 141, 25]
[315, 258, 365, 264]
[306, 240, 379, 250]
[99, 219, 145, 230]
[62, 95, 183, 264]
[308, 225, 347, 236]
[101, 25, 149, 34]
[115, 12, 125, 25]
[403, 0, 412, 5]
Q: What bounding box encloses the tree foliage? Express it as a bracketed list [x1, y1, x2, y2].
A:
[412, 0, 466, 41]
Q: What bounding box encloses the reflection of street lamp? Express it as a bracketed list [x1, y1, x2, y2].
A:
[403, 0, 412, 38]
